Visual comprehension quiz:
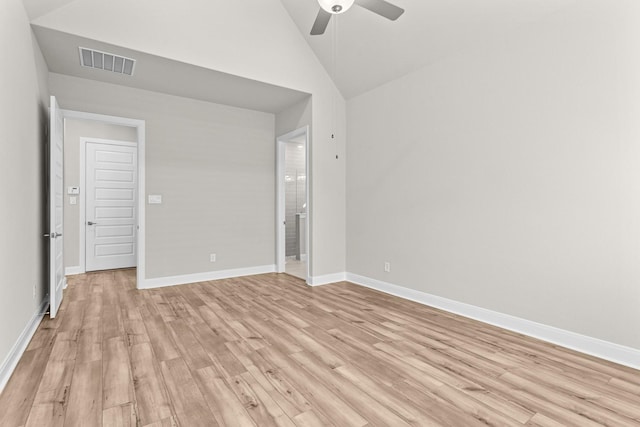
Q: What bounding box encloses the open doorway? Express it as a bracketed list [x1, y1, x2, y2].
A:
[61, 110, 145, 286]
[277, 127, 310, 282]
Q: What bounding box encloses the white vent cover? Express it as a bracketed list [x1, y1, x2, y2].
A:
[79, 47, 136, 76]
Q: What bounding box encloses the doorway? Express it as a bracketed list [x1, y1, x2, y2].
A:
[277, 127, 310, 282]
[61, 109, 145, 286]
[82, 139, 138, 272]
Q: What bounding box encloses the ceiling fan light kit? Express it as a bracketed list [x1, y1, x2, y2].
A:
[318, 0, 355, 14]
[311, 0, 405, 35]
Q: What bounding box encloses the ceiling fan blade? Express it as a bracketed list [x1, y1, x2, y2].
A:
[355, 0, 404, 20]
[311, 9, 332, 35]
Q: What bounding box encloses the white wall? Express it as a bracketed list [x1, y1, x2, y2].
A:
[32, 0, 346, 278]
[0, 0, 50, 373]
[276, 96, 312, 137]
[347, 0, 640, 350]
[63, 119, 137, 269]
[51, 73, 276, 279]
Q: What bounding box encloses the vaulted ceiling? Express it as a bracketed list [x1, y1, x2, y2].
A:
[24, 0, 578, 102]
[279, 0, 577, 98]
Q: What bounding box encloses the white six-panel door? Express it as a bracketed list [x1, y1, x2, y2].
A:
[85, 141, 137, 271]
[49, 96, 65, 318]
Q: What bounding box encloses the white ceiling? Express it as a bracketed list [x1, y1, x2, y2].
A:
[22, 0, 76, 20]
[32, 26, 310, 114]
[279, 0, 577, 98]
[24, 0, 578, 102]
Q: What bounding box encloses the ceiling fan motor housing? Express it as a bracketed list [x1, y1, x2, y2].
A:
[311, 0, 404, 35]
[318, 0, 355, 14]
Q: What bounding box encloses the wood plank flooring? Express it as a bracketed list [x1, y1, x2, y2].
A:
[1, 269, 639, 426]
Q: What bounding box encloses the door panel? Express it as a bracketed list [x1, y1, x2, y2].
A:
[95, 225, 135, 238]
[95, 207, 135, 218]
[95, 243, 134, 257]
[49, 96, 65, 318]
[95, 188, 134, 200]
[95, 169, 134, 182]
[86, 142, 137, 271]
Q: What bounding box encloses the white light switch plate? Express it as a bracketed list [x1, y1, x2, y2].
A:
[148, 194, 162, 204]
[69, 196, 77, 205]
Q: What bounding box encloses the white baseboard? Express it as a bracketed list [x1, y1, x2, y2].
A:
[65, 266, 84, 276]
[308, 272, 346, 286]
[345, 273, 640, 371]
[0, 298, 48, 393]
[139, 264, 277, 290]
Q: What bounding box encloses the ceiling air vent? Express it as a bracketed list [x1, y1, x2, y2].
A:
[79, 47, 136, 76]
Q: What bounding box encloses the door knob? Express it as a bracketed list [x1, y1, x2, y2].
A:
[87, 221, 98, 225]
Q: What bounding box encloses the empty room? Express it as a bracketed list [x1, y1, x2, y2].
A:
[1, 0, 639, 425]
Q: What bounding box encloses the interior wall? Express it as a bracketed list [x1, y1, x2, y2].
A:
[0, 0, 50, 371]
[32, 0, 346, 279]
[63, 119, 137, 269]
[51, 73, 276, 279]
[347, 0, 640, 350]
[275, 96, 312, 137]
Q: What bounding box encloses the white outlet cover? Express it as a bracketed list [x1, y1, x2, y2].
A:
[148, 194, 162, 204]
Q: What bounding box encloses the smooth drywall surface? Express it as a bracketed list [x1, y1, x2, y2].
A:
[0, 0, 49, 370]
[32, 0, 346, 277]
[275, 96, 312, 138]
[347, 0, 640, 349]
[51, 74, 276, 279]
[63, 119, 137, 269]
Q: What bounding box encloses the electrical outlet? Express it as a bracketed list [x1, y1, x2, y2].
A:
[384, 262, 391, 273]
[210, 253, 216, 262]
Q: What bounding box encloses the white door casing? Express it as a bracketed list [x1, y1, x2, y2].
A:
[49, 96, 65, 318]
[85, 141, 137, 271]
[277, 139, 286, 273]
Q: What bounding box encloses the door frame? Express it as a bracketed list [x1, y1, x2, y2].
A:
[62, 109, 146, 288]
[276, 126, 310, 283]
[80, 138, 138, 273]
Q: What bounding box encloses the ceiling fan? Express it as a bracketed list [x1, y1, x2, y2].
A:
[311, 0, 405, 35]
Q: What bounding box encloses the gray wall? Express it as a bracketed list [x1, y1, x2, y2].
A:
[63, 119, 137, 268]
[50, 73, 276, 279]
[347, 0, 640, 350]
[0, 0, 50, 372]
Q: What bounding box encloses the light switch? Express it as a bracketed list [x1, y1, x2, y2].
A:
[69, 196, 77, 205]
[148, 194, 162, 204]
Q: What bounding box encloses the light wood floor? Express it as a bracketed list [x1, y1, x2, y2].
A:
[1, 270, 639, 426]
[285, 259, 307, 280]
